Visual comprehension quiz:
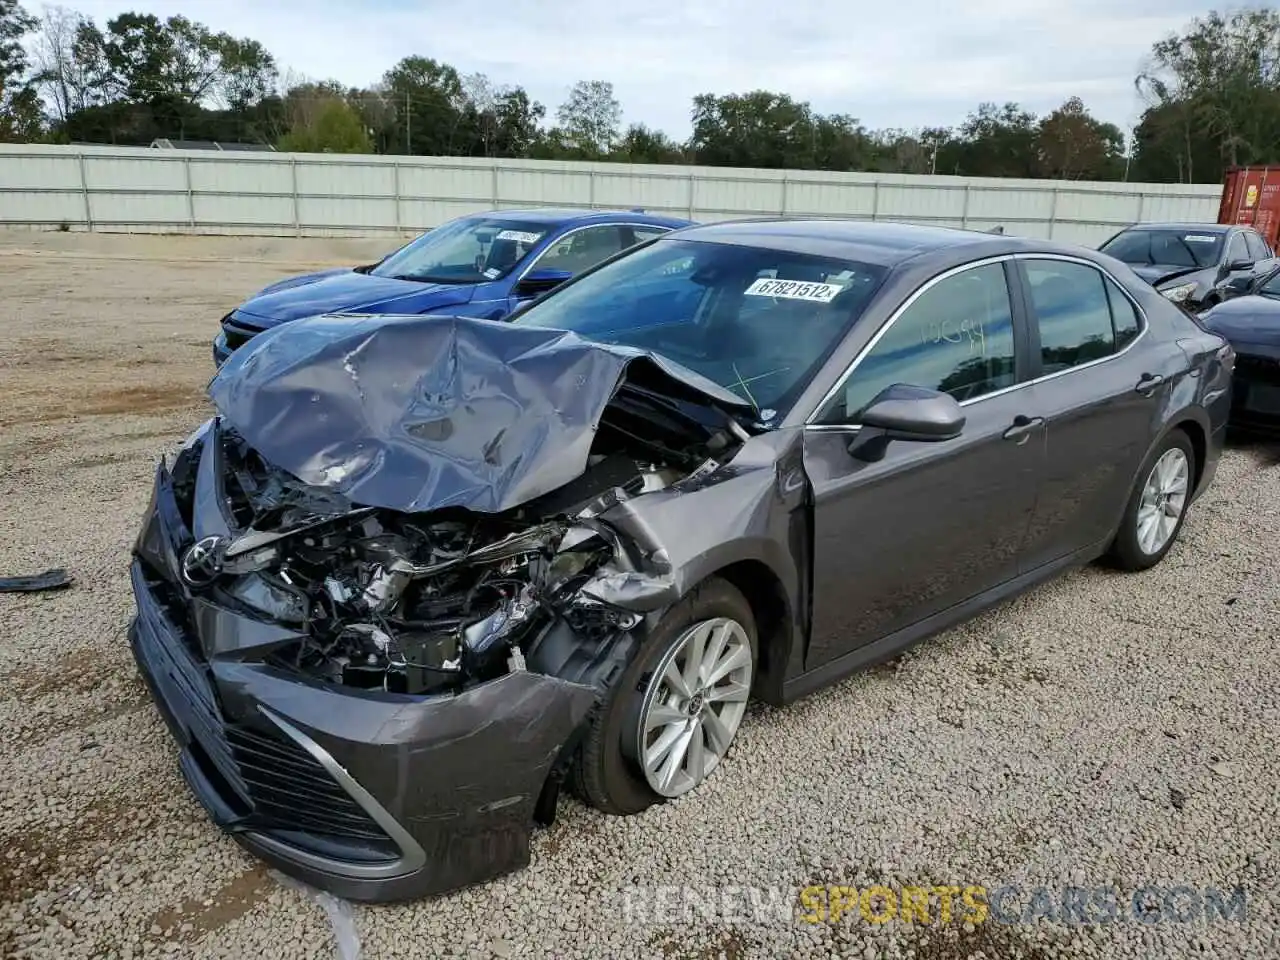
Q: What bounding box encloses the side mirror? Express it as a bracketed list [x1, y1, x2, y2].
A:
[847, 384, 965, 462]
[515, 267, 573, 298]
[1225, 258, 1254, 273]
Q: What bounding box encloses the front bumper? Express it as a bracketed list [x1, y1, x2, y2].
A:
[129, 455, 597, 902]
[212, 333, 232, 367]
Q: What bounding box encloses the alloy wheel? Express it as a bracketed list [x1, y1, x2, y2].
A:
[1136, 447, 1190, 555]
[635, 617, 752, 798]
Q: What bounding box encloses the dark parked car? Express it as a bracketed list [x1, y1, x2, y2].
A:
[1098, 222, 1278, 311]
[1198, 266, 1280, 432]
[131, 220, 1232, 904]
[212, 208, 691, 365]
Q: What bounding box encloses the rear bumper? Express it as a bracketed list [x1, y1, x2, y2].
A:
[129, 455, 597, 902]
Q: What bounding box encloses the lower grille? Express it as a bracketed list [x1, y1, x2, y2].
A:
[221, 315, 262, 352]
[135, 566, 395, 851]
[228, 725, 393, 842]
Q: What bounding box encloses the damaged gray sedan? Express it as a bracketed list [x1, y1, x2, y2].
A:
[130, 220, 1232, 902]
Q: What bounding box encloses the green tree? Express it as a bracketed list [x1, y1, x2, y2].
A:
[96, 13, 276, 106]
[811, 113, 876, 171]
[611, 123, 685, 164]
[381, 55, 466, 155]
[0, 0, 40, 141]
[31, 6, 112, 124]
[279, 92, 371, 153]
[1035, 97, 1125, 180]
[690, 90, 816, 168]
[1134, 8, 1280, 182]
[455, 72, 544, 158]
[555, 80, 621, 156]
[950, 102, 1039, 178]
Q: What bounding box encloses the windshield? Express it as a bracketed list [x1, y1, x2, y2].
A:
[370, 216, 551, 284]
[509, 238, 888, 415]
[1100, 229, 1223, 269]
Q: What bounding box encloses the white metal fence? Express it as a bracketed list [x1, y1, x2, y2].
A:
[0, 143, 1223, 246]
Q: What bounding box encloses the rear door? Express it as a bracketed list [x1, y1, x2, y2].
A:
[1011, 255, 1182, 570]
[802, 258, 1045, 667]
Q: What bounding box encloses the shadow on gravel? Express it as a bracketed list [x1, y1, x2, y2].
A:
[909, 920, 1062, 959]
[144, 866, 274, 949]
[0, 778, 170, 907]
[1224, 429, 1280, 467]
[648, 927, 749, 959]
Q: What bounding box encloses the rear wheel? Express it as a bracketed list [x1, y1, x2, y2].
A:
[571, 578, 756, 815]
[1108, 429, 1195, 571]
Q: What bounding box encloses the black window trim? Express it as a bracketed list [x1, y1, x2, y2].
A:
[804, 252, 1150, 430]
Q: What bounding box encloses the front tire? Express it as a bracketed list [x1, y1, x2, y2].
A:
[1108, 429, 1195, 571]
[571, 577, 757, 815]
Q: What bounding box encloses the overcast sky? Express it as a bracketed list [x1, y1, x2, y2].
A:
[57, 0, 1218, 138]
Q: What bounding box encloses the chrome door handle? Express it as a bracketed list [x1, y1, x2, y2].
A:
[1003, 415, 1044, 443]
[1136, 373, 1165, 395]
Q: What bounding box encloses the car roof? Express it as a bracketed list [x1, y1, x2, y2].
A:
[661, 217, 1049, 267]
[476, 207, 691, 228]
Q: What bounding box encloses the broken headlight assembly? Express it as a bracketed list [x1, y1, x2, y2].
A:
[175, 425, 701, 699]
[1160, 281, 1198, 303]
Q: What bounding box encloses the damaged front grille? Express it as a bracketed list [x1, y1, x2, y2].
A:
[134, 567, 396, 854]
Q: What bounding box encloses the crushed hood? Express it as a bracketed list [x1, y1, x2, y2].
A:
[1130, 263, 1208, 288]
[207, 312, 753, 514]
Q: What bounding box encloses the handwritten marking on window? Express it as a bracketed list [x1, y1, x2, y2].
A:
[920, 317, 987, 356]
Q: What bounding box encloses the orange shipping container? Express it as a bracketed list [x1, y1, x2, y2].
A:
[1219, 166, 1280, 248]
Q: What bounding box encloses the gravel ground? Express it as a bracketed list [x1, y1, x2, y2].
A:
[1, 232, 1278, 960]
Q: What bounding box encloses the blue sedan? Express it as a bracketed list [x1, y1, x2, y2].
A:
[213, 208, 692, 365]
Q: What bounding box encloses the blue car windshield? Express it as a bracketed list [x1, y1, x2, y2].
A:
[508, 238, 888, 415]
[370, 216, 551, 284]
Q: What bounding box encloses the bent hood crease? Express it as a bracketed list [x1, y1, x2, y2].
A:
[208, 312, 752, 514]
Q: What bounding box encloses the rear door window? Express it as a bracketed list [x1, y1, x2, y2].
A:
[1023, 260, 1116, 373]
[1244, 231, 1270, 262]
[1103, 277, 1142, 350]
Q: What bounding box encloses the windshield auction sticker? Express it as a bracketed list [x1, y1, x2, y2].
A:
[1183, 235, 1218, 243]
[496, 229, 544, 244]
[744, 278, 843, 303]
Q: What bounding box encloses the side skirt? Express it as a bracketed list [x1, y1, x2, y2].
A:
[778, 539, 1109, 705]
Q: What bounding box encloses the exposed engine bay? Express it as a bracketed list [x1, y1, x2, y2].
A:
[171, 379, 747, 696]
